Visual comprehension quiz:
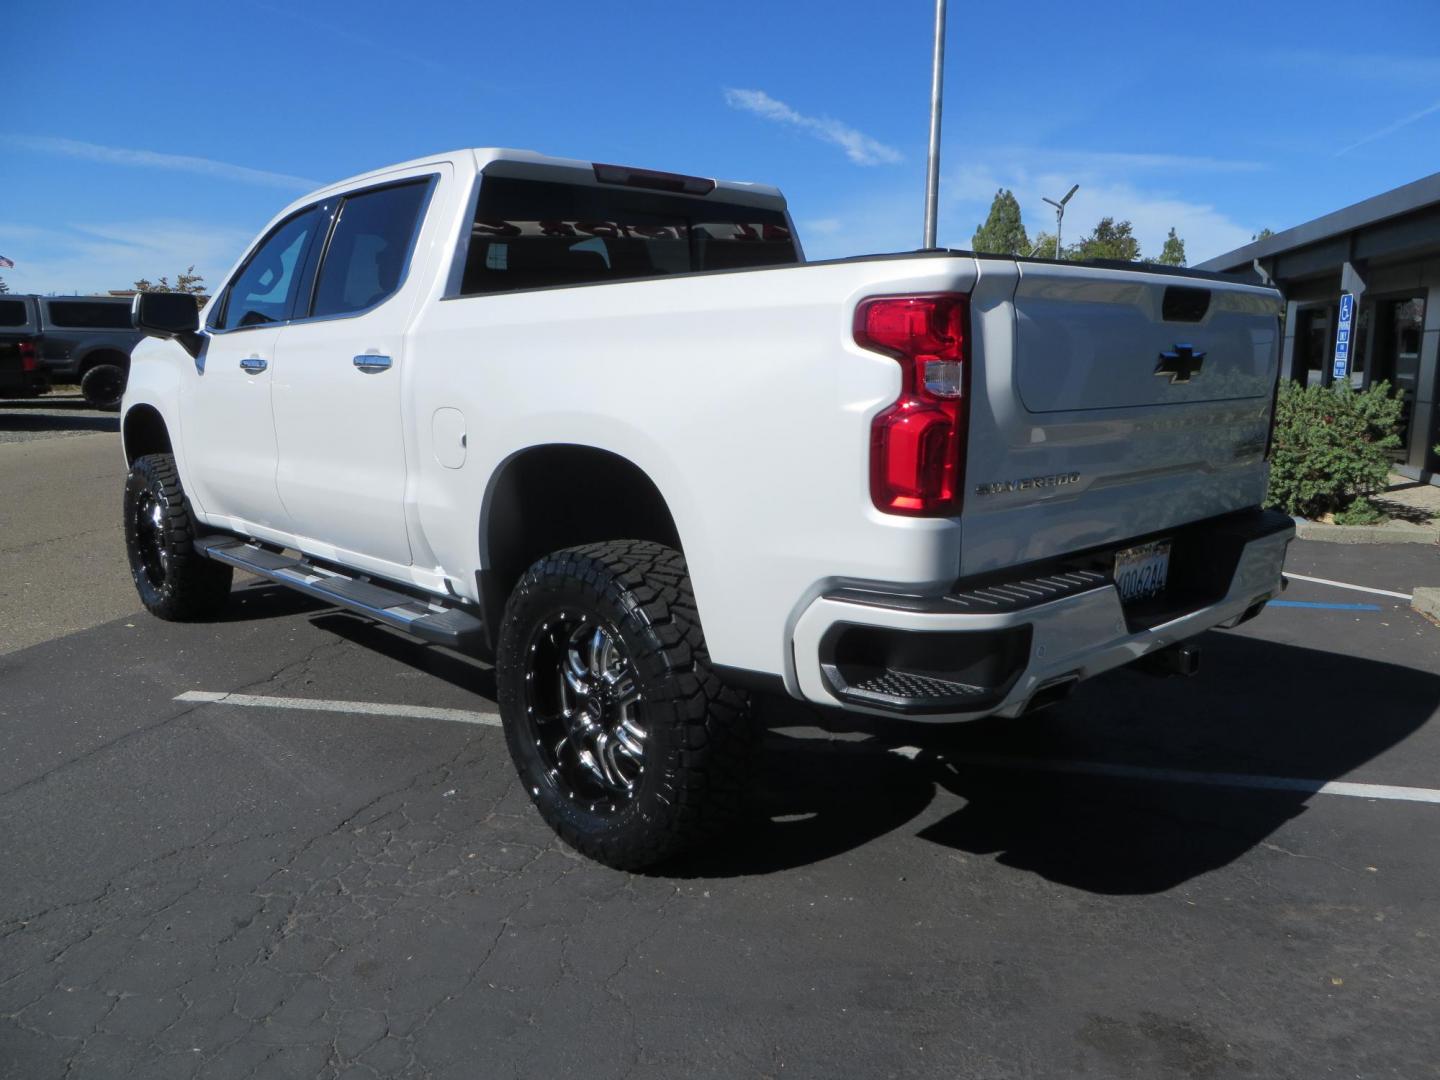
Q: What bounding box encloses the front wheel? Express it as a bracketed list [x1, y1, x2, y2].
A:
[495, 540, 753, 870]
[123, 453, 232, 620]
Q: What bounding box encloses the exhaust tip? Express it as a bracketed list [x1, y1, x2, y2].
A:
[1023, 673, 1080, 715]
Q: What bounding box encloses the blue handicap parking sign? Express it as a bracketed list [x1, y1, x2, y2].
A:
[1333, 292, 1356, 379]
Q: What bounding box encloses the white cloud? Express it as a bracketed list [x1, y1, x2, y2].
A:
[794, 192, 923, 261]
[984, 147, 1265, 174]
[251, 0, 450, 74]
[1270, 49, 1440, 88]
[2, 134, 317, 191]
[723, 89, 903, 166]
[1337, 99, 1440, 156]
[947, 151, 1259, 264]
[1052, 182, 1253, 264]
[0, 219, 255, 296]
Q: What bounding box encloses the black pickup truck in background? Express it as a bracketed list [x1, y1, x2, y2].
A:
[0, 295, 50, 400]
[33, 295, 144, 408]
[0, 294, 145, 408]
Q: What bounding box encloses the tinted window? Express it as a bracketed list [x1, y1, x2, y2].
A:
[45, 300, 132, 329]
[216, 208, 322, 330]
[310, 180, 429, 318]
[460, 175, 798, 296]
[0, 299, 29, 328]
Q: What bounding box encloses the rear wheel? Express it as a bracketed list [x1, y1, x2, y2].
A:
[123, 453, 232, 620]
[81, 363, 125, 410]
[496, 540, 753, 870]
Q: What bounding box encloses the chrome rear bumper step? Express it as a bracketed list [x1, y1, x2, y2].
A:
[197, 538, 485, 650]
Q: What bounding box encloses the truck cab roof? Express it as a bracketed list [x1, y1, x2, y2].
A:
[298, 148, 786, 209]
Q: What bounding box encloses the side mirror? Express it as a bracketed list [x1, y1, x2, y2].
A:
[132, 292, 203, 359]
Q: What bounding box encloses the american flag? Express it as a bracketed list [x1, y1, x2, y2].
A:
[0, 255, 14, 269]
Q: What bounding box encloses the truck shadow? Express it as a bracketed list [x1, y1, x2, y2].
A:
[669, 632, 1440, 892]
[0, 399, 120, 434]
[309, 610, 499, 700]
[207, 582, 335, 624]
[254, 583, 1438, 894]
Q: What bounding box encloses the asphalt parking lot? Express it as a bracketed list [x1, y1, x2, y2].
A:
[3, 411, 1439, 1079]
[0, 392, 118, 446]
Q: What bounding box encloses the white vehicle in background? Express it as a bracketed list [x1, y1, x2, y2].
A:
[120, 148, 1292, 868]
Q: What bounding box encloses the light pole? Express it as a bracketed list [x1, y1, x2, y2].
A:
[922, 0, 946, 249]
[1042, 184, 1079, 258]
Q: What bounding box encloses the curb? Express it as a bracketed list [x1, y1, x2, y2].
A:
[1413, 588, 1440, 625]
[1293, 518, 1440, 545]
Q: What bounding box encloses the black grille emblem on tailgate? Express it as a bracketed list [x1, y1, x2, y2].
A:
[1155, 343, 1206, 384]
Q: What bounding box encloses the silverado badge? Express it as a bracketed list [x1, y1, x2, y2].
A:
[975, 472, 1081, 496]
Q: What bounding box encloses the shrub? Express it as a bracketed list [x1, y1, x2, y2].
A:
[1264, 380, 1403, 519]
[1332, 498, 1387, 526]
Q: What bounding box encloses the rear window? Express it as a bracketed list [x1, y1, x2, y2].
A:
[0, 299, 29, 327]
[45, 300, 133, 330]
[460, 175, 798, 296]
[311, 180, 430, 318]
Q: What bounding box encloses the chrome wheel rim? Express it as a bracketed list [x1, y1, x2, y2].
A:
[132, 490, 169, 589]
[524, 612, 646, 812]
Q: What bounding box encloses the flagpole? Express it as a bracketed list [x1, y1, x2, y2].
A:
[922, 0, 947, 249]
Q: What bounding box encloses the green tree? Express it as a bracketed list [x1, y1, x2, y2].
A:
[1252, 227, 1275, 242]
[1029, 231, 1076, 259]
[134, 265, 207, 297]
[1156, 227, 1186, 266]
[0, 276, 9, 294]
[971, 189, 1031, 255]
[1071, 217, 1141, 262]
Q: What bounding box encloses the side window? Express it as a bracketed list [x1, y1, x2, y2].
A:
[0, 299, 29, 328]
[310, 180, 429, 319]
[44, 301, 133, 329]
[214, 207, 322, 331]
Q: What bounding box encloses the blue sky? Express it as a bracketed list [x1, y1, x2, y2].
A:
[4, 0, 1439, 294]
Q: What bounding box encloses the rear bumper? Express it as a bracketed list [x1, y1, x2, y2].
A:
[791, 508, 1294, 721]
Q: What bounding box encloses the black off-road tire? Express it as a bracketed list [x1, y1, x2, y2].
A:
[496, 540, 754, 870]
[81, 363, 126, 410]
[123, 453, 233, 621]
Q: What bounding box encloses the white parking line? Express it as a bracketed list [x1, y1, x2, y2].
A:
[181, 690, 1440, 808]
[1283, 572, 1412, 601]
[934, 752, 1440, 805]
[175, 690, 500, 727]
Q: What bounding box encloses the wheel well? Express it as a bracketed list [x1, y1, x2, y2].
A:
[80, 349, 130, 375]
[122, 404, 172, 465]
[480, 445, 681, 645]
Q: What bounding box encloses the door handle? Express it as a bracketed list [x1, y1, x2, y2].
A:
[353, 354, 393, 374]
[239, 356, 267, 374]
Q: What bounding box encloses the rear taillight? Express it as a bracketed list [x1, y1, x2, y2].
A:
[854, 294, 970, 516]
[18, 341, 38, 373]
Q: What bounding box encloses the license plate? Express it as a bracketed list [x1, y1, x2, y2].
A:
[1114, 540, 1171, 604]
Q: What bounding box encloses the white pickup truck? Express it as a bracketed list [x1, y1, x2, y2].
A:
[122, 148, 1293, 868]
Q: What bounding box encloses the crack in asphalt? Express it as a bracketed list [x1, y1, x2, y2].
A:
[0, 634, 349, 804]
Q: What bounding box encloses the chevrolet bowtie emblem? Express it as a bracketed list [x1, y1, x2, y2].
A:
[1155, 343, 1206, 384]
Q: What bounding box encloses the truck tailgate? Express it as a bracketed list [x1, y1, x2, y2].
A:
[961, 260, 1283, 578]
[1014, 267, 1278, 412]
